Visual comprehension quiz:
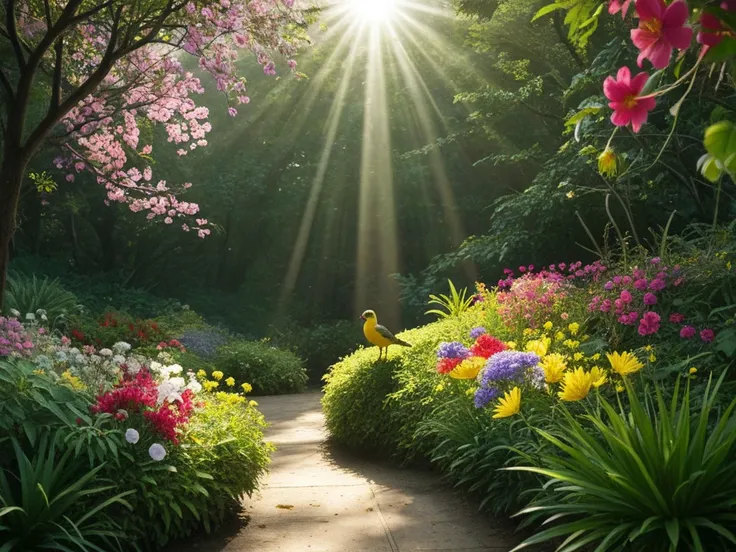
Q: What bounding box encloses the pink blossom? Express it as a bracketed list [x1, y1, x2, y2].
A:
[634, 278, 648, 291]
[288, 59, 297, 70]
[700, 328, 715, 343]
[680, 325, 696, 339]
[643, 292, 657, 305]
[638, 311, 661, 336]
[649, 279, 666, 291]
[603, 67, 656, 133]
[600, 299, 612, 313]
[228, 107, 238, 117]
[142, 145, 153, 155]
[631, 0, 693, 69]
[669, 312, 685, 323]
[609, 0, 633, 17]
[620, 290, 633, 303]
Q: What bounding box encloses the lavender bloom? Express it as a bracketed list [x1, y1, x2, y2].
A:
[474, 385, 500, 409]
[529, 366, 546, 390]
[479, 351, 540, 386]
[437, 341, 471, 360]
[470, 327, 487, 339]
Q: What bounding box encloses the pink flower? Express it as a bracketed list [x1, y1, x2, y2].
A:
[603, 67, 657, 133]
[649, 278, 666, 291]
[600, 299, 612, 313]
[669, 312, 685, 323]
[680, 325, 696, 339]
[643, 292, 657, 305]
[700, 328, 715, 343]
[228, 107, 237, 117]
[609, 0, 633, 17]
[631, 0, 693, 69]
[697, 1, 736, 47]
[634, 278, 648, 291]
[620, 290, 633, 303]
[638, 311, 661, 336]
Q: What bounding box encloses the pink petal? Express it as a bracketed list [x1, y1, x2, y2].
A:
[629, 107, 650, 132]
[609, 0, 622, 14]
[622, 0, 633, 16]
[647, 42, 674, 68]
[604, 77, 630, 101]
[663, 0, 689, 27]
[697, 31, 721, 46]
[631, 28, 659, 50]
[630, 72, 650, 94]
[616, 66, 632, 85]
[611, 110, 632, 127]
[635, 0, 665, 20]
[638, 96, 657, 111]
[637, 49, 648, 67]
[663, 26, 693, 49]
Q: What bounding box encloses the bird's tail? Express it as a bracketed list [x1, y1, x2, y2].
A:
[394, 338, 411, 347]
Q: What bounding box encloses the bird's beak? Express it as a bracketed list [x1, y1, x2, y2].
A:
[359, 315, 365, 321]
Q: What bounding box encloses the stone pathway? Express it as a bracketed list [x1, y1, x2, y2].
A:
[177, 391, 522, 552]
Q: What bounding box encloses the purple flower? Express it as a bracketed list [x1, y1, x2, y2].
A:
[470, 327, 487, 339]
[620, 290, 632, 303]
[649, 279, 666, 291]
[622, 276, 632, 285]
[600, 299, 612, 313]
[437, 341, 471, 360]
[604, 281, 615, 290]
[700, 328, 715, 343]
[638, 311, 661, 336]
[680, 325, 696, 339]
[472, 293, 485, 304]
[634, 278, 648, 291]
[643, 293, 657, 306]
[650, 257, 661, 265]
[474, 386, 500, 409]
[479, 351, 540, 386]
[613, 276, 623, 285]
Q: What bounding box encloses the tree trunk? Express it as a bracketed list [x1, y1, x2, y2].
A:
[0, 154, 27, 310]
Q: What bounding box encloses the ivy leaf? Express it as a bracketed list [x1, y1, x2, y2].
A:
[704, 120, 736, 173]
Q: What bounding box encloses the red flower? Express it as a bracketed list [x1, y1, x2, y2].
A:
[631, 0, 693, 69]
[470, 334, 507, 359]
[71, 329, 85, 341]
[604, 67, 656, 133]
[700, 328, 715, 343]
[436, 358, 462, 374]
[669, 312, 685, 323]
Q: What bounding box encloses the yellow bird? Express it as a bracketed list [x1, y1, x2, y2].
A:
[360, 309, 411, 360]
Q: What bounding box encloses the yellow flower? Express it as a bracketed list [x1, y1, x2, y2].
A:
[573, 352, 584, 361]
[60, 371, 87, 391]
[33, 369, 45, 376]
[540, 353, 567, 384]
[492, 387, 521, 419]
[598, 148, 618, 177]
[203, 380, 219, 392]
[466, 387, 476, 396]
[249, 400, 259, 407]
[558, 368, 595, 402]
[211, 371, 224, 381]
[689, 367, 698, 375]
[581, 334, 590, 341]
[591, 353, 601, 361]
[564, 339, 580, 350]
[435, 383, 445, 392]
[225, 377, 235, 387]
[525, 337, 550, 357]
[607, 351, 644, 377]
[242, 382, 253, 393]
[555, 331, 566, 341]
[543, 321, 553, 331]
[644, 345, 653, 352]
[450, 357, 486, 380]
[649, 354, 656, 363]
[523, 328, 534, 337]
[590, 366, 607, 388]
[615, 384, 625, 393]
[506, 341, 517, 350]
[568, 323, 580, 335]
[196, 369, 207, 378]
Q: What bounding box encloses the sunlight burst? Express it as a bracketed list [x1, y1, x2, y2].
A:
[346, 0, 399, 23]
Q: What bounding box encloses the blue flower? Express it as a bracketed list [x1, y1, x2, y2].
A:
[469, 327, 487, 339]
[479, 351, 540, 387]
[474, 385, 499, 409]
[437, 341, 471, 360]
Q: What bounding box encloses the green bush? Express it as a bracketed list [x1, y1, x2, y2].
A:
[213, 339, 307, 395]
[2, 274, 78, 322]
[512, 374, 736, 551]
[322, 303, 507, 462]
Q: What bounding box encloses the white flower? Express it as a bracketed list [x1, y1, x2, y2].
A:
[150, 361, 162, 373]
[25, 313, 36, 321]
[9, 309, 20, 317]
[126, 357, 142, 375]
[157, 377, 186, 404]
[112, 355, 126, 365]
[186, 378, 202, 394]
[125, 428, 140, 444]
[112, 341, 132, 354]
[69, 347, 80, 355]
[41, 313, 48, 321]
[99, 348, 113, 357]
[149, 443, 166, 461]
[55, 351, 68, 362]
[167, 364, 183, 375]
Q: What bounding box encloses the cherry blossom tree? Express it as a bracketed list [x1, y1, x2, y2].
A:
[0, 0, 309, 305]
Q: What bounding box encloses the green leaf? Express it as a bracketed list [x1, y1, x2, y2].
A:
[705, 120, 736, 173]
[532, 2, 565, 21]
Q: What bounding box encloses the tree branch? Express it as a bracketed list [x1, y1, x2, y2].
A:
[5, 0, 26, 68]
[49, 37, 63, 113]
[0, 67, 13, 100]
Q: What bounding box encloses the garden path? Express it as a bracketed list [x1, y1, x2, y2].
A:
[176, 391, 521, 552]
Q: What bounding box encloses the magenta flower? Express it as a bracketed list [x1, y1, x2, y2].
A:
[680, 325, 696, 339]
[649, 278, 666, 291]
[634, 278, 649, 291]
[643, 292, 657, 306]
[600, 299, 612, 313]
[698, 1, 736, 47]
[669, 312, 685, 323]
[609, 0, 633, 17]
[700, 328, 715, 343]
[631, 0, 693, 69]
[620, 290, 633, 303]
[604, 281, 615, 290]
[638, 311, 661, 336]
[603, 67, 657, 133]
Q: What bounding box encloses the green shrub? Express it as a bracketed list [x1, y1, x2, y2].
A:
[511, 373, 736, 552]
[322, 303, 507, 462]
[3, 274, 78, 322]
[213, 339, 307, 395]
[272, 319, 363, 382]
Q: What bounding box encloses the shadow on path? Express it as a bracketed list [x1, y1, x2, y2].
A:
[169, 391, 524, 552]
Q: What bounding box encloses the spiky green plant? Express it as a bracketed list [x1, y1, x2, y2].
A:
[509, 373, 736, 552]
[3, 274, 78, 321]
[426, 280, 474, 319]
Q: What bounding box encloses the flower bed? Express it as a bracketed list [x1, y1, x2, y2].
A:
[323, 249, 736, 549]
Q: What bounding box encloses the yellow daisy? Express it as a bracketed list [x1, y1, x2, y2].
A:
[590, 366, 607, 388]
[558, 368, 594, 402]
[225, 377, 235, 387]
[606, 351, 644, 377]
[211, 370, 224, 381]
[492, 387, 521, 419]
[242, 382, 253, 393]
[525, 337, 550, 358]
[450, 357, 486, 380]
[543, 321, 553, 330]
[568, 322, 580, 335]
[540, 353, 567, 384]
